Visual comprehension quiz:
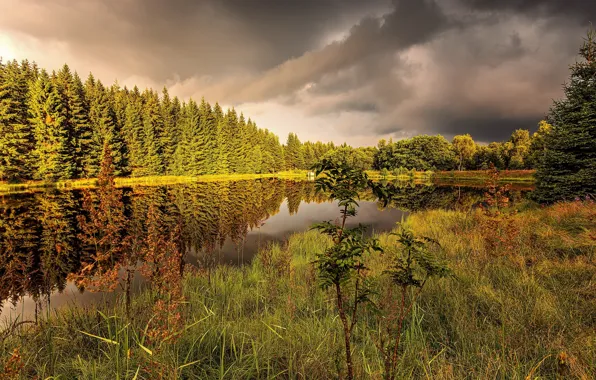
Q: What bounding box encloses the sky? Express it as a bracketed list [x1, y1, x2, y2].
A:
[0, 0, 594, 146]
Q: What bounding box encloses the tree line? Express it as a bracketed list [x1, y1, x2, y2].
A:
[0, 61, 290, 181]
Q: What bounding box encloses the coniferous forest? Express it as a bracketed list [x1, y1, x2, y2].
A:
[0, 59, 558, 184]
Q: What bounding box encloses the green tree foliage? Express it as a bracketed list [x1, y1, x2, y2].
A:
[374, 135, 456, 171]
[535, 30, 596, 202]
[141, 90, 164, 175]
[86, 79, 126, 177]
[284, 132, 304, 170]
[123, 87, 144, 176]
[452, 134, 476, 171]
[527, 120, 552, 168]
[505, 129, 532, 169]
[1, 57, 551, 184]
[321, 144, 376, 170]
[0, 60, 33, 181]
[29, 70, 74, 180]
[311, 159, 383, 380]
[55, 66, 92, 177]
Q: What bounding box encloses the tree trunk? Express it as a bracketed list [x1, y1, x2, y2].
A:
[336, 281, 354, 380]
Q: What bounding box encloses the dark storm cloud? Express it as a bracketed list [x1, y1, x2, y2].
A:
[0, 0, 388, 80]
[461, 0, 596, 22]
[1, 0, 594, 143]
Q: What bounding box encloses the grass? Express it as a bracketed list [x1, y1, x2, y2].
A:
[1, 200, 594, 379]
[434, 170, 536, 183]
[0, 171, 309, 195]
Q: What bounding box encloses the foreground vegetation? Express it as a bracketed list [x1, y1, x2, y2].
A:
[2, 198, 593, 379]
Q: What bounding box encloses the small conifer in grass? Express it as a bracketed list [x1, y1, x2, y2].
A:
[376, 226, 451, 380]
[535, 29, 596, 202]
[311, 159, 383, 380]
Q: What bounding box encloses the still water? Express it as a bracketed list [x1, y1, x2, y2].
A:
[0, 179, 532, 320]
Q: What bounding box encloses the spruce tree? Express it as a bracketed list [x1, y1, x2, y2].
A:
[284, 132, 304, 170]
[170, 101, 190, 175]
[29, 70, 74, 180]
[535, 30, 596, 202]
[141, 90, 164, 175]
[216, 108, 236, 174]
[160, 88, 181, 173]
[0, 60, 34, 181]
[87, 80, 126, 176]
[183, 99, 201, 175]
[197, 98, 218, 174]
[123, 88, 144, 176]
[55, 65, 92, 178]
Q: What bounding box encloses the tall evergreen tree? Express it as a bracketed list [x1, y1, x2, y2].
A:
[160, 88, 181, 173]
[141, 90, 164, 175]
[55, 65, 92, 177]
[123, 87, 144, 176]
[29, 70, 74, 180]
[197, 98, 218, 174]
[87, 80, 126, 176]
[535, 30, 596, 202]
[0, 60, 34, 181]
[216, 108, 236, 174]
[284, 132, 304, 170]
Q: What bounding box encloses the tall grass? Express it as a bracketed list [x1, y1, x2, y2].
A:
[2, 201, 594, 379]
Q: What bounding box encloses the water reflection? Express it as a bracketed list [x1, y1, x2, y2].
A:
[0, 179, 531, 319]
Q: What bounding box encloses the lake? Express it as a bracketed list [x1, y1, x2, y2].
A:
[0, 179, 533, 320]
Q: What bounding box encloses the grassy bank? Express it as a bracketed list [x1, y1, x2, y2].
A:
[2, 201, 594, 379]
[434, 170, 535, 183]
[0, 171, 309, 195]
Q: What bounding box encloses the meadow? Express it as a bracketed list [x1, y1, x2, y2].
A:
[2, 197, 594, 379]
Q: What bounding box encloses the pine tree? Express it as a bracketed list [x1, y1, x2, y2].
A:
[29, 70, 74, 180]
[535, 29, 596, 202]
[0, 60, 34, 181]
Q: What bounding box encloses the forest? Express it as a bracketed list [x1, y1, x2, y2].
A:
[1, 59, 550, 184]
[0, 23, 595, 380]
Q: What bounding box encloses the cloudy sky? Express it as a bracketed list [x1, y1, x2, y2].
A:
[0, 0, 594, 145]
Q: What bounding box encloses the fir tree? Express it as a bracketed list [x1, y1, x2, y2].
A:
[284, 132, 304, 170]
[535, 29, 596, 202]
[55, 65, 92, 177]
[197, 98, 218, 174]
[141, 90, 164, 175]
[29, 70, 74, 180]
[123, 88, 144, 176]
[87, 81, 126, 176]
[0, 60, 34, 181]
[160, 88, 181, 173]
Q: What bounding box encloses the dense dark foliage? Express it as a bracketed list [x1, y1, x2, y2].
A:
[534, 30, 596, 202]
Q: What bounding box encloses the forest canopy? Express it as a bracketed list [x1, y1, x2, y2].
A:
[0, 59, 563, 183]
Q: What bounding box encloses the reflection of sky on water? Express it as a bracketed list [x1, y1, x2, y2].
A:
[211, 200, 405, 264]
[2, 199, 404, 321]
